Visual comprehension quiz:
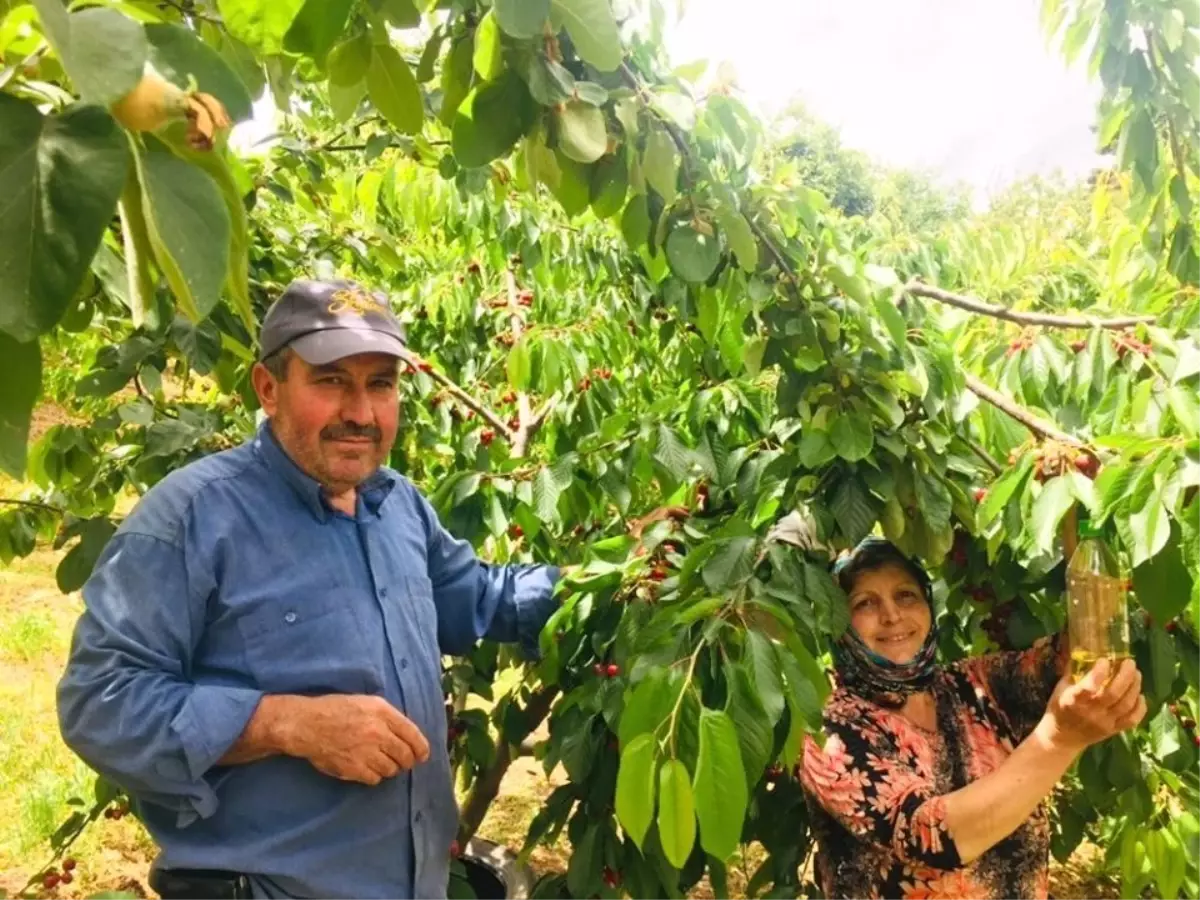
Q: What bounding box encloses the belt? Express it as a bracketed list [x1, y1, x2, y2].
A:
[149, 865, 253, 899]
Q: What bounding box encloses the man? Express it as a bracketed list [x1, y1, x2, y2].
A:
[57, 280, 564, 899]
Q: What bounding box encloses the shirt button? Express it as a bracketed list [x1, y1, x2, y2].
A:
[400, 658, 409, 670]
[284, 611, 297, 624]
[379, 587, 388, 598]
[414, 810, 423, 823]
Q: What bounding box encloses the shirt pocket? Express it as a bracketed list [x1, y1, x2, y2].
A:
[236, 589, 374, 695]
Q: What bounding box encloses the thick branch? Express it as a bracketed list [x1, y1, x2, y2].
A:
[504, 270, 560, 458]
[396, 347, 510, 437]
[456, 685, 558, 845]
[964, 373, 1087, 449]
[906, 281, 1154, 329]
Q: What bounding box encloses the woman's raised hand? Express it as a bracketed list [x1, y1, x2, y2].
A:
[1041, 657, 1147, 753]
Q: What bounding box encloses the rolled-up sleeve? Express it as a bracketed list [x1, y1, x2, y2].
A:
[57, 531, 262, 827]
[414, 493, 560, 657]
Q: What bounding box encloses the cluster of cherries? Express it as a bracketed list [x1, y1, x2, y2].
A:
[40, 858, 77, 891]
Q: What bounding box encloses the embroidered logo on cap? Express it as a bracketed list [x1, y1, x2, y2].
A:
[328, 287, 385, 317]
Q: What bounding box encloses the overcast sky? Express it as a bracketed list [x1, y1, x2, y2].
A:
[667, 0, 1106, 196]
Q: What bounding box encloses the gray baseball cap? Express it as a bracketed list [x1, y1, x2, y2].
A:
[259, 279, 407, 365]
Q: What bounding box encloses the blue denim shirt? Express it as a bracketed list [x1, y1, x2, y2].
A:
[57, 421, 559, 899]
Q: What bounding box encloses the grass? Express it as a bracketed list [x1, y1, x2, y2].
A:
[0, 484, 1120, 899]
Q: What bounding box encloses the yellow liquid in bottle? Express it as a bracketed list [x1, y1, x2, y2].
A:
[1069, 648, 1132, 683]
[1067, 542, 1129, 684]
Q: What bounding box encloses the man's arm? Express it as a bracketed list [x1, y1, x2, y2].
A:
[57, 531, 263, 826]
[409, 487, 562, 656]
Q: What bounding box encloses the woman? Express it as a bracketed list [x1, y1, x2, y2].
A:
[799, 537, 1145, 900]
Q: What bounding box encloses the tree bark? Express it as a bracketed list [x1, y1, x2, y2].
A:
[906, 281, 1154, 330]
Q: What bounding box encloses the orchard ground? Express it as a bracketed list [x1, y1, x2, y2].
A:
[0, 468, 1120, 899]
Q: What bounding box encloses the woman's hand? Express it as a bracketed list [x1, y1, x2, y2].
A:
[1039, 657, 1147, 753]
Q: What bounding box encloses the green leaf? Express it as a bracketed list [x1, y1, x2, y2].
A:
[523, 53, 575, 106]
[145, 24, 255, 122]
[798, 428, 836, 468]
[653, 424, 691, 481]
[980, 457, 1033, 526]
[566, 820, 602, 899]
[615, 733, 657, 850]
[551, 0, 621, 72]
[716, 205, 758, 271]
[873, 294, 908, 348]
[914, 469, 952, 531]
[589, 154, 627, 219]
[1031, 476, 1075, 555]
[60, 8, 148, 106]
[0, 334, 40, 479]
[619, 668, 677, 747]
[1128, 488, 1170, 568]
[744, 630, 784, 725]
[1149, 702, 1183, 760]
[657, 758, 696, 869]
[556, 99, 607, 163]
[507, 339, 531, 390]
[473, 10, 504, 81]
[135, 138, 230, 323]
[439, 33, 474, 124]
[666, 225, 721, 284]
[830, 477, 876, 544]
[702, 536, 756, 592]
[692, 709, 748, 862]
[621, 194, 651, 249]
[216, 0, 306, 55]
[452, 71, 535, 168]
[1133, 522, 1193, 624]
[56, 517, 116, 592]
[379, 0, 420, 27]
[495, 0, 549, 38]
[283, 0, 355, 66]
[830, 413, 874, 462]
[643, 125, 679, 204]
[725, 663, 772, 786]
[0, 97, 129, 342]
[532, 456, 574, 522]
[368, 43, 424, 135]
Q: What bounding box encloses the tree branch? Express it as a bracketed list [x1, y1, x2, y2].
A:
[963, 373, 1087, 449]
[504, 270, 560, 458]
[964, 436, 1003, 476]
[456, 685, 558, 846]
[395, 347, 510, 437]
[0, 498, 61, 514]
[906, 281, 1154, 329]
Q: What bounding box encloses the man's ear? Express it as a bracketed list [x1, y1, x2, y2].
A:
[251, 362, 280, 416]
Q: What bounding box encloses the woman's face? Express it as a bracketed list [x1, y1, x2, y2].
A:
[847, 562, 932, 664]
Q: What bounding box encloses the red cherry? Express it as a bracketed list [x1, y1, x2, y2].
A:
[1194, 735, 1200, 748]
[1182, 718, 1196, 731]
[973, 488, 988, 503]
[43, 872, 60, 889]
[450, 839, 461, 857]
[649, 568, 667, 582]
[62, 858, 76, 872]
[60, 872, 73, 885]
[593, 663, 605, 676]
[509, 524, 524, 539]
[605, 663, 620, 678]
[1069, 339, 1086, 352]
[480, 428, 495, 446]
[1166, 621, 1178, 633]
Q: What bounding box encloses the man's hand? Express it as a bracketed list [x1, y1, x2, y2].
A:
[1039, 657, 1146, 753]
[270, 694, 431, 785]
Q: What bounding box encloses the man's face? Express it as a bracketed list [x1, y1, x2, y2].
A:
[252, 351, 400, 494]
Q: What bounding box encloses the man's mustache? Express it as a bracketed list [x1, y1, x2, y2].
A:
[321, 424, 382, 442]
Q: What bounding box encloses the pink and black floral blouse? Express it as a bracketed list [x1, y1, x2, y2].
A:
[800, 636, 1065, 899]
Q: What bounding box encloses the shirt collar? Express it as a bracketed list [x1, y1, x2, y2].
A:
[252, 419, 397, 522]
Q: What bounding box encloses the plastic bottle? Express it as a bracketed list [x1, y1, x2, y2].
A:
[1067, 516, 1131, 681]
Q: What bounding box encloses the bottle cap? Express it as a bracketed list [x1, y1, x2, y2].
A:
[1078, 515, 1104, 539]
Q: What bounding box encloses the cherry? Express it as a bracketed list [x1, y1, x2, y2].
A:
[60, 872, 73, 886]
[602, 866, 622, 888]
[1166, 621, 1178, 633]
[450, 840, 461, 857]
[418, 361, 433, 374]
[649, 568, 667, 582]
[1069, 339, 1086, 352]
[508, 416, 521, 431]
[501, 391, 517, 404]
[480, 429, 495, 446]
[43, 872, 60, 889]
[62, 858, 76, 872]
[509, 524, 524, 539]
[1182, 718, 1196, 731]
[605, 663, 620, 678]
[578, 377, 592, 391]
[973, 487, 988, 503]
[466, 260, 481, 275]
